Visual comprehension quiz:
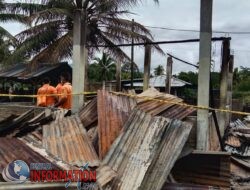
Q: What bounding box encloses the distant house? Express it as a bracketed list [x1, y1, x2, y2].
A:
[122, 75, 191, 95]
[0, 62, 72, 102]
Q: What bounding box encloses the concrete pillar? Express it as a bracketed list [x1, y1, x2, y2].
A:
[166, 56, 173, 94]
[197, 0, 213, 150]
[72, 9, 87, 113]
[143, 44, 151, 91]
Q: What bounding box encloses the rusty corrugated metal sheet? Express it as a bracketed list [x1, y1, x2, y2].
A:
[224, 120, 250, 156]
[0, 62, 70, 80]
[160, 104, 195, 120]
[98, 89, 194, 160]
[163, 183, 214, 190]
[0, 109, 35, 137]
[172, 152, 231, 188]
[21, 129, 43, 146]
[140, 120, 192, 190]
[102, 109, 192, 190]
[0, 138, 63, 173]
[79, 98, 97, 129]
[137, 88, 195, 118]
[97, 90, 137, 159]
[43, 115, 100, 167]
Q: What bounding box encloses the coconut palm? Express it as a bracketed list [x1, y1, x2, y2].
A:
[0, 26, 18, 65]
[0, 0, 162, 66]
[88, 53, 116, 82]
[154, 65, 164, 76]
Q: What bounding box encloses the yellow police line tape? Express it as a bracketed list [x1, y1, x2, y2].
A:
[110, 91, 250, 116]
[0, 92, 97, 98]
[0, 91, 249, 116]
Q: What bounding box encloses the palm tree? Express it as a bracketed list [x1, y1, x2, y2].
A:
[0, 0, 162, 66]
[0, 26, 18, 67]
[89, 52, 116, 82]
[121, 61, 143, 79]
[154, 65, 164, 76]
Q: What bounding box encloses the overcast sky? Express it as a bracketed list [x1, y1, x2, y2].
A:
[2, 0, 250, 74]
[126, 0, 250, 74]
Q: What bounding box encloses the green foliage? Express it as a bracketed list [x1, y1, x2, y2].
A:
[177, 71, 198, 86]
[121, 71, 143, 80]
[0, 0, 163, 66]
[177, 71, 220, 88]
[154, 65, 164, 76]
[121, 61, 142, 79]
[233, 67, 250, 103]
[88, 53, 116, 82]
[233, 67, 250, 92]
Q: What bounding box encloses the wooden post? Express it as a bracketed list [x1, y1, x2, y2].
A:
[143, 44, 151, 91]
[219, 39, 230, 135]
[116, 61, 121, 92]
[166, 56, 173, 94]
[197, 0, 213, 150]
[72, 9, 87, 112]
[227, 55, 234, 123]
[131, 19, 134, 89]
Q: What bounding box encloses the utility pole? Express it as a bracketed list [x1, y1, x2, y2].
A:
[197, 0, 213, 150]
[131, 19, 134, 89]
[116, 61, 121, 91]
[166, 56, 173, 94]
[72, 9, 87, 113]
[219, 39, 231, 135]
[143, 44, 151, 91]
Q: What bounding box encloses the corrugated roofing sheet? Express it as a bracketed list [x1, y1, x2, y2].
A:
[102, 109, 192, 190]
[97, 89, 194, 160]
[43, 115, 100, 167]
[124, 75, 191, 88]
[79, 98, 98, 129]
[137, 88, 195, 118]
[0, 138, 63, 173]
[224, 120, 250, 156]
[172, 152, 231, 188]
[0, 62, 69, 80]
[97, 90, 137, 159]
[163, 183, 213, 190]
[140, 120, 192, 190]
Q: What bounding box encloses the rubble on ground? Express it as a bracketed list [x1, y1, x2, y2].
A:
[0, 87, 249, 189]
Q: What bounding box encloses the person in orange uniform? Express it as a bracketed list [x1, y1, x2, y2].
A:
[37, 77, 57, 107]
[55, 72, 72, 110]
[55, 81, 63, 98]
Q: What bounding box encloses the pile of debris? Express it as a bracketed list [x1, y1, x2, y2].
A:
[0, 87, 249, 189]
[224, 118, 250, 188]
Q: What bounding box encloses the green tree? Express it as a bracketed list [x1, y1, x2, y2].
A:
[154, 65, 164, 76]
[233, 66, 250, 92]
[121, 61, 142, 79]
[0, 0, 162, 66]
[0, 26, 18, 66]
[88, 53, 116, 82]
[178, 71, 198, 86]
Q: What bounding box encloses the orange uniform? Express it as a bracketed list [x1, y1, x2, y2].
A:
[56, 83, 63, 94]
[59, 82, 72, 109]
[37, 84, 57, 107]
